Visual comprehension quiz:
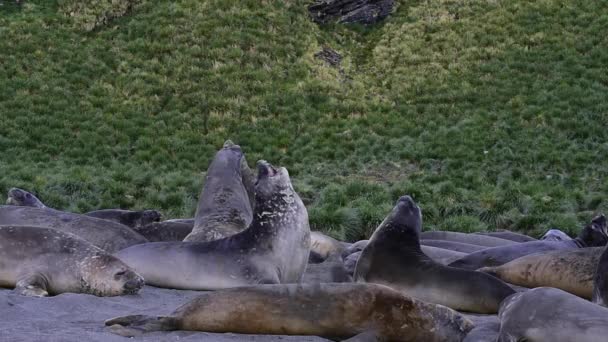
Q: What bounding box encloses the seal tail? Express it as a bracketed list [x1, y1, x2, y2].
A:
[105, 315, 178, 337]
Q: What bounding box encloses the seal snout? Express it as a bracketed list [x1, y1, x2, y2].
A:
[223, 139, 242, 151]
[123, 276, 145, 294]
[397, 195, 418, 209]
[257, 160, 278, 177]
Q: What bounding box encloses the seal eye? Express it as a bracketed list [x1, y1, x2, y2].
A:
[114, 270, 127, 279]
[25, 194, 31, 198]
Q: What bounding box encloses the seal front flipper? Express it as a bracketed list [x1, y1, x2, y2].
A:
[105, 315, 178, 337]
[15, 273, 49, 297]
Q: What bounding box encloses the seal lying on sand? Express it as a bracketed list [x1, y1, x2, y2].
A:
[0, 226, 143, 297]
[105, 283, 473, 341]
[479, 247, 604, 299]
[6, 188, 47, 208]
[420, 231, 516, 247]
[184, 140, 254, 242]
[449, 214, 608, 270]
[115, 161, 311, 290]
[474, 230, 536, 243]
[498, 287, 608, 342]
[541, 228, 572, 241]
[593, 246, 608, 306]
[84, 209, 162, 229]
[0, 206, 148, 253]
[354, 196, 515, 313]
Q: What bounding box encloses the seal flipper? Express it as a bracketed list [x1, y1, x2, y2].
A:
[15, 273, 49, 297]
[105, 315, 178, 337]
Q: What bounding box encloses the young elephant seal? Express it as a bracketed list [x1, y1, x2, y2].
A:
[0, 206, 148, 253]
[449, 214, 608, 270]
[354, 196, 515, 314]
[480, 247, 604, 299]
[115, 161, 310, 290]
[498, 287, 608, 342]
[0, 226, 144, 297]
[593, 246, 608, 306]
[84, 209, 162, 229]
[184, 140, 254, 242]
[105, 283, 473, 341]
[6, 188, 47, 208]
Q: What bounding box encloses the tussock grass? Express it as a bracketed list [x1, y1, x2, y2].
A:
[1, 0, 607, 240]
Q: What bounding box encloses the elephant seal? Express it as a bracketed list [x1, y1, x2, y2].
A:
[115, 161, 311, 290]
[309, 231, 349, 263]
[474, 230, 537, 243]
[420, 231, 516, 247]
[184, 140, 253, 242]
[498, 287, 608, 342]
[6, 188, 47, 208]
[84, 209, 162, 229]
[105, 283, 473, 341]
[133, 221, 193, 242]
[354, 196, 515, 313]
[479, 247, 604, 299]
[592, 246, 608, 306]
[541, 228, 572, 241]
[0, 226, 144, 297]
[0, 206, 148, 253]
[449, 214, 608, 270]
[301, 254, 352, 284]
[421, 239, 487, 253]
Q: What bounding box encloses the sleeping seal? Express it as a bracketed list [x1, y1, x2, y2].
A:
[354, 196, 515, 313]
[183, 140, 254, 242]
[449, 214, 608, 270]
[105, 283, 473, 341]
[114, 161, 310, 290]
[0, 226, 143, 297]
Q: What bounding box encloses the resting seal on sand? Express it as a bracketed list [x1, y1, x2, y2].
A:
[184, 140, 254, 242]
[0, 206, 148, 253]
[480, 247, 604, 299]
[0, 226, 143, 297]
[354, 196, 515, 313]
[498, 287, 608, 342]
[449, 214, 608, 270]
[105, 283, 473, 341]
[115, 161, 311, 290]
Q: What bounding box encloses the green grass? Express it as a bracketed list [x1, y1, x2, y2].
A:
[1, 0, 607, 241]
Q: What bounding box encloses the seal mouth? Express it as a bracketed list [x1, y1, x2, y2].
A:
[257, 160, 278, 178]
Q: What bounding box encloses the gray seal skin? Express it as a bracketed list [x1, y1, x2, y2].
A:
[6, 188, 47, 208]
[0, 226, 144, 297]
[301, 254, 352, 284]
[449, 214, 608, 270]
[420, 231, 517, 247]
[354, 196, 515, 314]
[541, 228, 572, 241]
[184, 140, 253, 242]
[0, 206, 148, 253]
[134, 221, 193, 242]
[480, 247, 604, 299]
[421, 239, 487, 253]
[114, 161, 311, 290]
[105, 283, 474, 341]
[474, 230, 537, 243]
[498, 287, 608, 342]
[84, 209, 162, 229]
[592, 246, 608, 306]
[309, 231, 350, 263]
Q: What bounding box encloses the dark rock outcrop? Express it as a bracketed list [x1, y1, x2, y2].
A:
[308, 0, 394, 25]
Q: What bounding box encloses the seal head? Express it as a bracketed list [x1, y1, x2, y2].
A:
[6, 188, 47, 208]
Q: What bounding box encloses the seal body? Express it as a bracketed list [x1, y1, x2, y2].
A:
[479, 247, 603, 299]
[474, 231, 536, 243]
[115, 161, 311, 290]
[541, 228, 572, 241]
[0, 206, 148, 253]
[498, 287, 608, 342]
[421, 239, 487, 253]
[450, 215, 608, 270]
[309, 231, 349, 262]
[84, 209, 161, 229]
[105, 283, 473, 341]
[6, 188, 47, 208]
[354, 196, 515, 314]
[0, 226, 143, 296]
[184, 141, 254, 242]
[420, 231, 516, 247]
[593, 246, 608, 306]
[301, 254, 352, 284]
[134, 221, 193, 242]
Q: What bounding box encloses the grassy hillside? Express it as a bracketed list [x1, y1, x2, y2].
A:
[1, 0, 607, 241]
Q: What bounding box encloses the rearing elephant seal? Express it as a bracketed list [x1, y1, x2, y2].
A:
[115, 161, 311, 290]
[449, 214, 608, 270]
[184, 140, 253, 242]
[354, 196, 515, 314]
[0, 226, 144, 297]
[6, 188, 47, 208]
[105, 283, 473, 341]
[0, 206, 148, 253]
